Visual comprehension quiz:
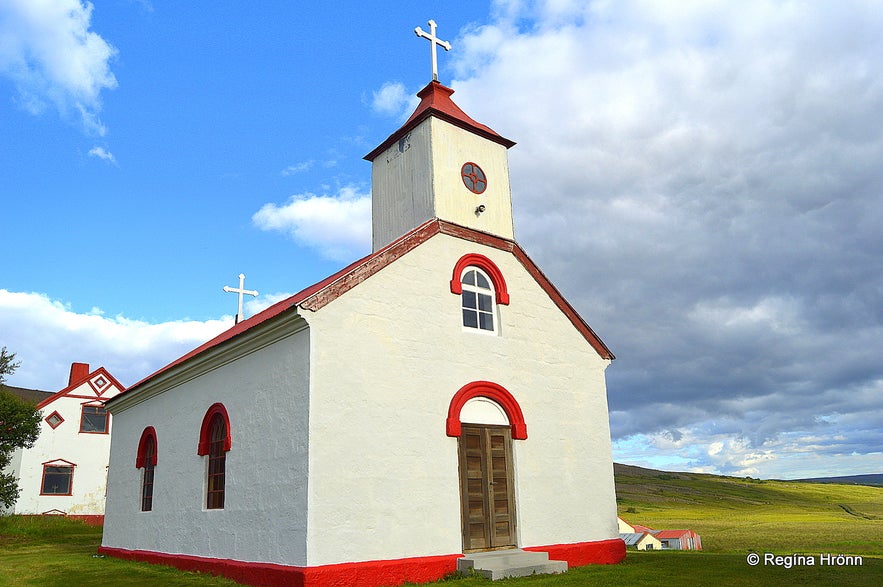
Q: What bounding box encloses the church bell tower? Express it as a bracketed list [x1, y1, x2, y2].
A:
[364, 23, 516, 252]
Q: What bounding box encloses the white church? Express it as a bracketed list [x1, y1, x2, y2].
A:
[100, 23, 625, 586]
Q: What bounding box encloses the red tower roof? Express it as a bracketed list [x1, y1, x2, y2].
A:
[364, 81, 515, 161]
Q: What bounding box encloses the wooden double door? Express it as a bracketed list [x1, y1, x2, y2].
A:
[458, 424, 517, 552]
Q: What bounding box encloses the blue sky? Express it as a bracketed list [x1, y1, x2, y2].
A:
[1, 0, 881, 480]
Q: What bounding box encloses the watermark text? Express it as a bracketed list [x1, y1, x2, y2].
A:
[746, 552, 863, 568]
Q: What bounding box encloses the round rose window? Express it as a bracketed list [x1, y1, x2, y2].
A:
[461, 162, 487, 194]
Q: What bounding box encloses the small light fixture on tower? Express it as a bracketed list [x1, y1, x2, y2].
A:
[223, 273, 258, 324]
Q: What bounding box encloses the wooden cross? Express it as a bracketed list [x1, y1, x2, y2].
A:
[414, 19, 451, 82]
[223, 273, 258, 324]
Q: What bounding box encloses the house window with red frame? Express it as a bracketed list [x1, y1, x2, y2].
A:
[206, 413, 227, 509]
[41, 463, 74, 495]
[80, 405, 108, 433]
[45, 411, 64, 429]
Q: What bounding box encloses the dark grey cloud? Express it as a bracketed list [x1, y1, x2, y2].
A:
[453, 0, 883, 477]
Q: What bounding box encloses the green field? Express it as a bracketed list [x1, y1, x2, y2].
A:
[615, 463, 883, 555]
[1, 465, 880, 586]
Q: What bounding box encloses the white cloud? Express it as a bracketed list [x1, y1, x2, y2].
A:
[281, 160, 314, 176]
[241, 292, 294, 318]
[0, 289, 228, 391]
[449, 0, 883, 478]
[370, 81, 417, 121]
[0, 0, 118, 134]
[252, 185, 371, 262]
[88, 145, 116, 164]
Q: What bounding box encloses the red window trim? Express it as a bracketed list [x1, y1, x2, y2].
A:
[136, 426, 158, 468]
[446, 381, 527, 440]
[197, 403, 232, 455]
[450, 253, 510, 305]
[79, 403, 109, 435]
[45, 410, 64, 429]
[39, 459, 76, 496]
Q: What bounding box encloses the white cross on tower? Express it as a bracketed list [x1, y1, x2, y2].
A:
[223, 273, 258, 325]
[414, 19, 451, 82]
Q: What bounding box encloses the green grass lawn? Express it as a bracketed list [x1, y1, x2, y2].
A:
[0, 516, 238, 587]
[1, 471, 881, 586]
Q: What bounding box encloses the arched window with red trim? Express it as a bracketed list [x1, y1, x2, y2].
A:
[136, 427, 157, 512]
[198, 404, 231, 510]
[451, 254, 509, 334]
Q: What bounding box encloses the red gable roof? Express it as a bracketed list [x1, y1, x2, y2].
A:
[112, 219, 613, 403]
[654, 530, 693, 539]
[35, 366, 124, 410]
[364, 81, 515, 162]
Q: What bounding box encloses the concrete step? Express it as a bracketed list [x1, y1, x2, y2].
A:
[458, 548, 568, 580]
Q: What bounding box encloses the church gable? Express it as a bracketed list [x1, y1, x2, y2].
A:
[304, 219, 613, 360]
[298, 225, 617, 565]
[304, 224, 612, 364]
[116, 219, 609, 405]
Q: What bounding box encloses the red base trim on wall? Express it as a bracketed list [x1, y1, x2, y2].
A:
[27, 513, 104, 526]
[99, 538, 624, 586]
[68, 514, 104, 527]
[524, 538, 626, 566]
[98, 547, 463, 587]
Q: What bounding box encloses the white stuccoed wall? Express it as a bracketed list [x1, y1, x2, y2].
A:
[13, 377, 121, 516]
[371, 117, 514, 251]
[303, 233, 618, 566]
[102, 231, 619, 568]
[102, 323, 311, 565]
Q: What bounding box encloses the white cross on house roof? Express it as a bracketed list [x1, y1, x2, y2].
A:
[414, 19, 451, 82]
[223, 273, 258, 324]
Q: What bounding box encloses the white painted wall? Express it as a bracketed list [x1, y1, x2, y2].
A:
[428, 118, 514, 239]
[102, 322, 311, 565]
[12, 374, 121, 516]
[372, 123, 434, 251]
[101, 232, 619, 569]
[371, 117, 514, 251]
[304, 233, 618, 566]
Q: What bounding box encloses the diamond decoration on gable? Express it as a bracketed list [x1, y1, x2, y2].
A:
[90, 374, 112, 396]
[46, 411, 64, 429]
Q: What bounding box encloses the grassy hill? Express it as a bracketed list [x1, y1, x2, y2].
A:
[1, 465, 880, 586]
[614, 462, 883, 556]
[794, 473, 883, 487]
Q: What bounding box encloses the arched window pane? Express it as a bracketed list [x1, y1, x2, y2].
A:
[141, 436, 155, 512]
[206, 414, 226, 509]
[461, 268, 495, 332]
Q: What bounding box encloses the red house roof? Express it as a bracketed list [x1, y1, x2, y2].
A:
[655, 530, 693, 539]
[35, 365, 123, 410]
[111, 219, 614, 404]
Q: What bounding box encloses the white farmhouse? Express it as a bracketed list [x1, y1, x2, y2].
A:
[100, 76, 625, 585]
[2, 363, 122, 524]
